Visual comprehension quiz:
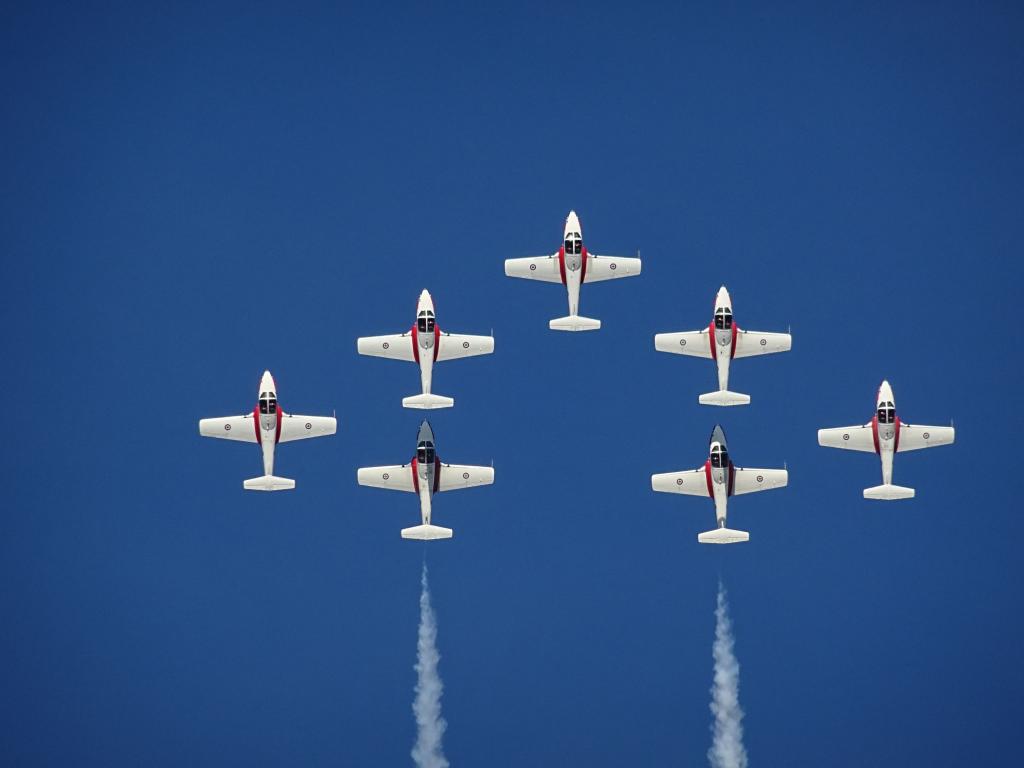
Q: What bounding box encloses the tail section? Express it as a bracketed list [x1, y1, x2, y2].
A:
[401, 524, 453, 541]
[243, 475, 295, 491]
[698, 527, 750, 544]
[402, 393, 455, 410]
[863, 484, 915, 500]
[699, 390, 751, 407]
[549, 315, 601, 332]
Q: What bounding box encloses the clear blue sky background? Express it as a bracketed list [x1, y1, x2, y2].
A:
[2, 2, 1022, 765]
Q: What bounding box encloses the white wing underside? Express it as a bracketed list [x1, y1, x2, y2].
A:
[897, 424, 955, 452]
[654, 330, 712, 359]
[437, 464, 494, 492]
[584, 255, 642, 282]
[733, 330, 792, 358]
[505, 254, 561, 283]
[356, 333, 416, 361]
[199, 414, 257, 443]
[436, 333, 494, 361]
[731, 467, 788, 495]
[818, 425, 876, 453]
[357, 465, 416, 492]
[651, 468, 709, 497]
[278, 414, 336, 443]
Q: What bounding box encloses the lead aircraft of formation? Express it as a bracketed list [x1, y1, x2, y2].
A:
[357, 289, 494, 409]
[198, 370, 336, 491]
[654, 285, 791, 406]
[357, 420, 494, 540]
[818, 380, 955, 500]
[505, 210, 641, 331]
[651, 425, 788, 543]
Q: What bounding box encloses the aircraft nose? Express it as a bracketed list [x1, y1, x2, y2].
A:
[260, 370, 275, 393]
[418, 289, 434, 312]
[716, 285, 731, 307]
[564, 210, 581, 237]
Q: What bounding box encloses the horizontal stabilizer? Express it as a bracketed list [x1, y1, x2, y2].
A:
[549, 315, 601, 332]
[401, 524, 453, 541]
[699, 390, 751, 407]
[698, 527, 749, 544]
[402, 393, 455, 410]
[243, 475, 295, 491]
[863, 484, 915, 500]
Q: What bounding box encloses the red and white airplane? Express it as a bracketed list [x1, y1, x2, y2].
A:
[651, 425, 788, 543]
[655, 285, 791, 406]
[198, 370, 336, 491]
[356, 289, 494, 409]
[505, 210, 641, 331]
[818, 380, 955, 500]
[357, 420, 494, 540]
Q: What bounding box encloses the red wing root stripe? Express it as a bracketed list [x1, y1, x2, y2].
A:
[433, 325, 441, 363]
[433, 457, 441, 493]
[893, 417, 901, 452]
[730, 324, 738, 359]
[704, 460, 714, 497]
[708, 322, 717, 359]
[557, 246, 567, 285]
[727, 462, 735, 496]
[253, 406, 261, 444]
[871, 416, 880, 454]
[411, 324, 420, 363]
[411, 458, 420, 493]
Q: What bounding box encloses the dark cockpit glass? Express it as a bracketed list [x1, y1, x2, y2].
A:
[564, 236, 582, 255]
[417, 313, 436, 334]
[416, 441, 436, 465]
[714, 309, 733, 330]
[260, 396, 277, 415]
[711, 445, 729, 469]
[877, 403, 895, 424]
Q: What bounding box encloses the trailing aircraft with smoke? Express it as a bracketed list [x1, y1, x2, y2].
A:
[651, 425, 787, 543]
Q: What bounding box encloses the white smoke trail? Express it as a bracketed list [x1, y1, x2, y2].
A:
[412, 563, 448, 768]
[708, 581, 747, 768]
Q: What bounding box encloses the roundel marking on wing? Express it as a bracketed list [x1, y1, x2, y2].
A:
[382, 472, 390, 480]
[529, 263, 537, 271]
[756, 475, 764, 483]
[760, 338, 767, 346]
[610, 263, 617, 270]
[679, 339, 686, 346]
[382, 342, 390, 349]
[676, 478, 684, 485]
[305, 422, 312, 430]
[463, 341, 470, 348]
[843, 433, 850, 441]
[923, 432, 930, 439]
[463, 472, 470, 479]
[224, 424, 231, 431]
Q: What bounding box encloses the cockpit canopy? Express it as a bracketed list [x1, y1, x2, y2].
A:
[416, 440, 436, 465]
[877, 401, 895, 424]
[258, 392, 277, 415]
[714, 307, 733, 330]
[710, 443, 729, 469]
[564, 232, 582, 255]
[417, 309, 435, 334]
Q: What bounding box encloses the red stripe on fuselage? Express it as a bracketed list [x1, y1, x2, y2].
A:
[411, 458, 420, 493]
[275, 407, 283, 444]
[411, 324, 420, 363]
[557, 246, 566, 285]
[433, 456, 441, 494]
[704, 459, 714, 497]
[253, 405, 261, 444]
[893, 417, 901, 452]
[433, 325, 440, 362]
[727, 461, 735, 496]
[708, 322, 717, 359]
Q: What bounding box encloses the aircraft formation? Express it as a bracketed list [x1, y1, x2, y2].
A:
[198, 210, 955, 543]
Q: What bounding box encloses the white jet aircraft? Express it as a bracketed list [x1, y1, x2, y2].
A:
[818, 380, 955, 500]
[357, 289, 494, 409]
[198, 370, 336, 490]
[505, 210, 641, 331]
[651, 425, 788, 543]
[357, 420, 494, 540]
[654, 285, 791, 406]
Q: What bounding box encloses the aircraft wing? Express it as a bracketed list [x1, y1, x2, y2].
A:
[199, 414, 258, 443]
[732, 467, 788, 495]
[733, 329, 792, 359]
[505, 254, 562, 283]
[818, 424, 876, 453]
[357, 465, 416, 492]
[897, 424, 955, 452]
[356, 333, 416, 361]
[279, 414, 337, 443]
[654, 329, 713, 359]
[436, 333, 495, 362]
[584, 254, 642, 282]
[651, 468, 710, 497]
[436, 464, 494, 492]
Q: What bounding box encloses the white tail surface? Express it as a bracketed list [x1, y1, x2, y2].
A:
[402, 524, 453, 541]
[243, 475, 296, 491]
[699, 390, 751, 407]
[863, 484, 915, 500]
[549, 315, 601, 332]
[402, 393, 455, 410]
[698, 527, 750, 544]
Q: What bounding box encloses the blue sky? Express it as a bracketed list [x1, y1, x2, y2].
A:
[2, 2, 1022, 765]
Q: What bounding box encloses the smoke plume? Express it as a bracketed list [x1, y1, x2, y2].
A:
[708, 581, 747, 768]
[412, 563, 448, 768]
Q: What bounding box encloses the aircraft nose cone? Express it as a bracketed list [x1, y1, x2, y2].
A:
[564, 210, 581, 237]
[418, 420, 434, 442]
[260, 370, 275, 393]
